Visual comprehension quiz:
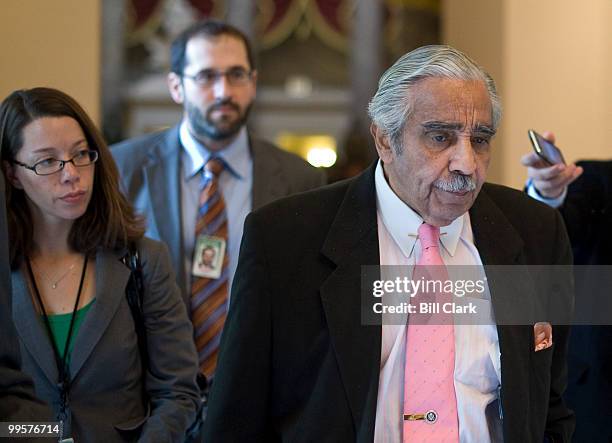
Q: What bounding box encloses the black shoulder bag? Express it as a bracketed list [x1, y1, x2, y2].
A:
[122, 244, 205, 442]
[122, 244, 149, 396]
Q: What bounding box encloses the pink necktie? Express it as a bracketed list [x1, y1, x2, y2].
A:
[403, 223, 459, 442]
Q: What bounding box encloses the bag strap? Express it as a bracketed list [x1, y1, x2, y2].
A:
[122, 243, 149, 376]
[122, 243, 204, 441]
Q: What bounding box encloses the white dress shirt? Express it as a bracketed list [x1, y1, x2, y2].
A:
[372, 161, 503, 443]
[179, 123, 253, 294]
[526, 179, 567, 208]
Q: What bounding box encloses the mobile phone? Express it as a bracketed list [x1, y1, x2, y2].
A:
[528, 129, 565, 165]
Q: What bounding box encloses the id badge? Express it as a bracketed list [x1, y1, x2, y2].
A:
[192, 234, 226, 279]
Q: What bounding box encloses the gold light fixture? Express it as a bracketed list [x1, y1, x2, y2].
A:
[276, 133, 337, 168]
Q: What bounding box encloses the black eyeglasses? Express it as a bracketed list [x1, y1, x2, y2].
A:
[11, 150, 99, 176]
[182, 67, 253, 87]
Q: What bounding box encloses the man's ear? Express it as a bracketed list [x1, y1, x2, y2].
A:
[167, 72, 184, 104]
[3, 161, 23, 189]
[249, 69, 258, 99]
[370, 123, 394, 164]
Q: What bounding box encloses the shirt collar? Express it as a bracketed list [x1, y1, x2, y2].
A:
[179, 121, 250, 180]
[374, 160, 465, 258]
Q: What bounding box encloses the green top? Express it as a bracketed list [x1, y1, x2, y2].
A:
[45, 299, 95, 361]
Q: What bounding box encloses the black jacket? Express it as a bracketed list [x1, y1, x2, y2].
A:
[0, 171, 51, 430]
[560, 160, 612, 443]
[204, 164, 574, 442]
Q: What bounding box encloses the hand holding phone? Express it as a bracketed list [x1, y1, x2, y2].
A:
[521, 130, 582, 199]
[528, 129, 565, 165]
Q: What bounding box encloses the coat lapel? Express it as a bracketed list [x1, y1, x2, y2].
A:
[469, 186, 524, 266]
[470, 185, 533, 437]
[12, 271, 59, 385]
[251, 137, 290, 210]
[469, 187, 534, 320]
[69, 249, 131, 379]
[143, 127, 183, 293]
[319, 165, 381, 441]
[315, 176, 538, 438]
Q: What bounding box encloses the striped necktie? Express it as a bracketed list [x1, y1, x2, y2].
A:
[190, 157, 230, 379]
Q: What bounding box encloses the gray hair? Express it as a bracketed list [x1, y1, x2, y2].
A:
[368, 45, 502, 151]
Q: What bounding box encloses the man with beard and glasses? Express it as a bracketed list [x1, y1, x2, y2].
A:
[204, 45, 574, 442]
[112, 20, 325, 388]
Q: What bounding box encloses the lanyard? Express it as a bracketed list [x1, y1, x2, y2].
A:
[25, 255, 88, 422]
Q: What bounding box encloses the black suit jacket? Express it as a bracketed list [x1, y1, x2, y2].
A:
[0, 171, 50, 425]
[204, 164, 574, 442]
[559, 160, 612, 443]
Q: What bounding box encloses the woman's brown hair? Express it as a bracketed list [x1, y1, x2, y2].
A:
[0, 87, 144, 267]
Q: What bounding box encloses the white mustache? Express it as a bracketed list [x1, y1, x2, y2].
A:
[433, 174, 477, 193]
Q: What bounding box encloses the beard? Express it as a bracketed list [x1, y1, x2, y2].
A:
[186, 98, 252, 142]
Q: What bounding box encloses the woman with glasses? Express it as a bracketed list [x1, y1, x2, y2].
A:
[0, 87, 200, 442]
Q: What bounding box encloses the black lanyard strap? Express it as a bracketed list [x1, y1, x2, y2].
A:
[26, 254, 88, 410]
